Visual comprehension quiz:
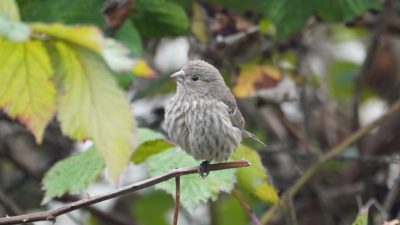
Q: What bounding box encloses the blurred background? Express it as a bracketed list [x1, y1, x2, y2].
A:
[1, 0, 400, 225]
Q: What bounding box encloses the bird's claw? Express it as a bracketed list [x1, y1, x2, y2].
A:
[199, 161, 210, 178]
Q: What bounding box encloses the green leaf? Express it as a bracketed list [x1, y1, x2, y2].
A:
[231, 145, 279, 203]
[132, 140, 172, 164]
[42, 146, 105, 204]
[316, 0, 381, 22]
[137, 128, 164, 143]
[0, 13, 30, 41]
[132, 191, 173, 225]
[55, 42, 135, 183]
[0, 38, 56, 142]
[114, 20, 143, 57]
[351, 208, 368, 225]
[17, 0, 103, 25]
[207, 0, 253, 13]
[261, 0, 382, 38]
[131, 128, 172, 164]
[131, 0, 189, 37]
[0, 0, 21, 21]
[261, 0, 313, 38]
[146, 148, 236, 210]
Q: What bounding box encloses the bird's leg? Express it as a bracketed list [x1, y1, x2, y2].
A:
[199, 160, 210, 178]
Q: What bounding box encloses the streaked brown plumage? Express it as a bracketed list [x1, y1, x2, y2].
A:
[163, 60, 264, 176]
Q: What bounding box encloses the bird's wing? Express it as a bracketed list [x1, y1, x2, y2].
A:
[217, 87, 245, 130]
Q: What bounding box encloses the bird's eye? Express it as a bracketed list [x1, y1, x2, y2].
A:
[191, 75, 199, 81]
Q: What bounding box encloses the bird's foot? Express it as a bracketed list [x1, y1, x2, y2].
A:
[198, 161, 210, 178]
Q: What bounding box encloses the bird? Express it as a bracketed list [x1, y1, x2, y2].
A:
[163, 60, 265, 177]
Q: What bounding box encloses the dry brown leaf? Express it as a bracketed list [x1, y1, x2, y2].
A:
[233, 64, 281, 98]
[103, 0, 133, 32]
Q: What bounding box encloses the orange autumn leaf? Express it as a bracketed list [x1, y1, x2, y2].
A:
[132, 59, 157, 78]
[233, 64, 282, 98]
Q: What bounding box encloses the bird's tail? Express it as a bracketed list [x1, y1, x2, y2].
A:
[242, 130, 267, 147]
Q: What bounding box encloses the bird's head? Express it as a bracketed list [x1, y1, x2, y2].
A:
[170, 60, 225, 96]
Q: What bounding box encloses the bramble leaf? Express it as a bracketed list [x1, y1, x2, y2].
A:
[42, 146, 104, 204]
[31, 23, 136, 72]
[131, 128, 172, 164]
[0, 38, 55, 142]
[31, 23, 103, 52]
[231, 145, 279, 203]
[0, 0, 21, 21]
[147, 148, 236, 210]
[0, 13, 30, 41]
[55, 42, 135, 183]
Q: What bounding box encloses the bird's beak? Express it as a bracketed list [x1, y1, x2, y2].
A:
[170, 70, 185, 83]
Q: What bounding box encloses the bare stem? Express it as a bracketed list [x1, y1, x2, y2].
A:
[0, 160, 249, 225]
[173, 177, 180, 225]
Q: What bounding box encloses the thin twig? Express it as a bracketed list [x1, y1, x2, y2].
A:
[383, 172, 400, 221]
[262, 147, 400, 164]
[2, 148, 135, 225]
[0, 160, 250, 225]
[233, 190, 262, 225]
[173, 177, 180, 225]
[261, 100, 400, 224]
[0, 190, 23, 216]
[286, 198, 298, 225]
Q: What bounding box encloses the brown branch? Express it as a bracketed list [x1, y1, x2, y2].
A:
[0, 160, 250, 225]
[2, 147, 134, 225]
[261, 100, 400, 224]
[285, 198, 298, 225]
[173, 177, 180, 225]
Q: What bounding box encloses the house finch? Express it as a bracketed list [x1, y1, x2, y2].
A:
[163, 60, 265, 177]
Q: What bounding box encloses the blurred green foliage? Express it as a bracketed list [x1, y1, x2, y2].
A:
[17, 0, 104, 25]
[131, 0, 189, 37]
[132, 191, 174, 225]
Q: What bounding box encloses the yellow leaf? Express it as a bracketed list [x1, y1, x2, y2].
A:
[31, 23, 137, 73]
[31, 23, 104, 53]
[0, 0, 20, 21]
[132, 59, 156, 78]
[191, 1, 208, 44]
[231, 145, 279, 203]
[55, 42, 136, 183]
[0, 38, 56, 142]
[233, 64, 281, 98]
